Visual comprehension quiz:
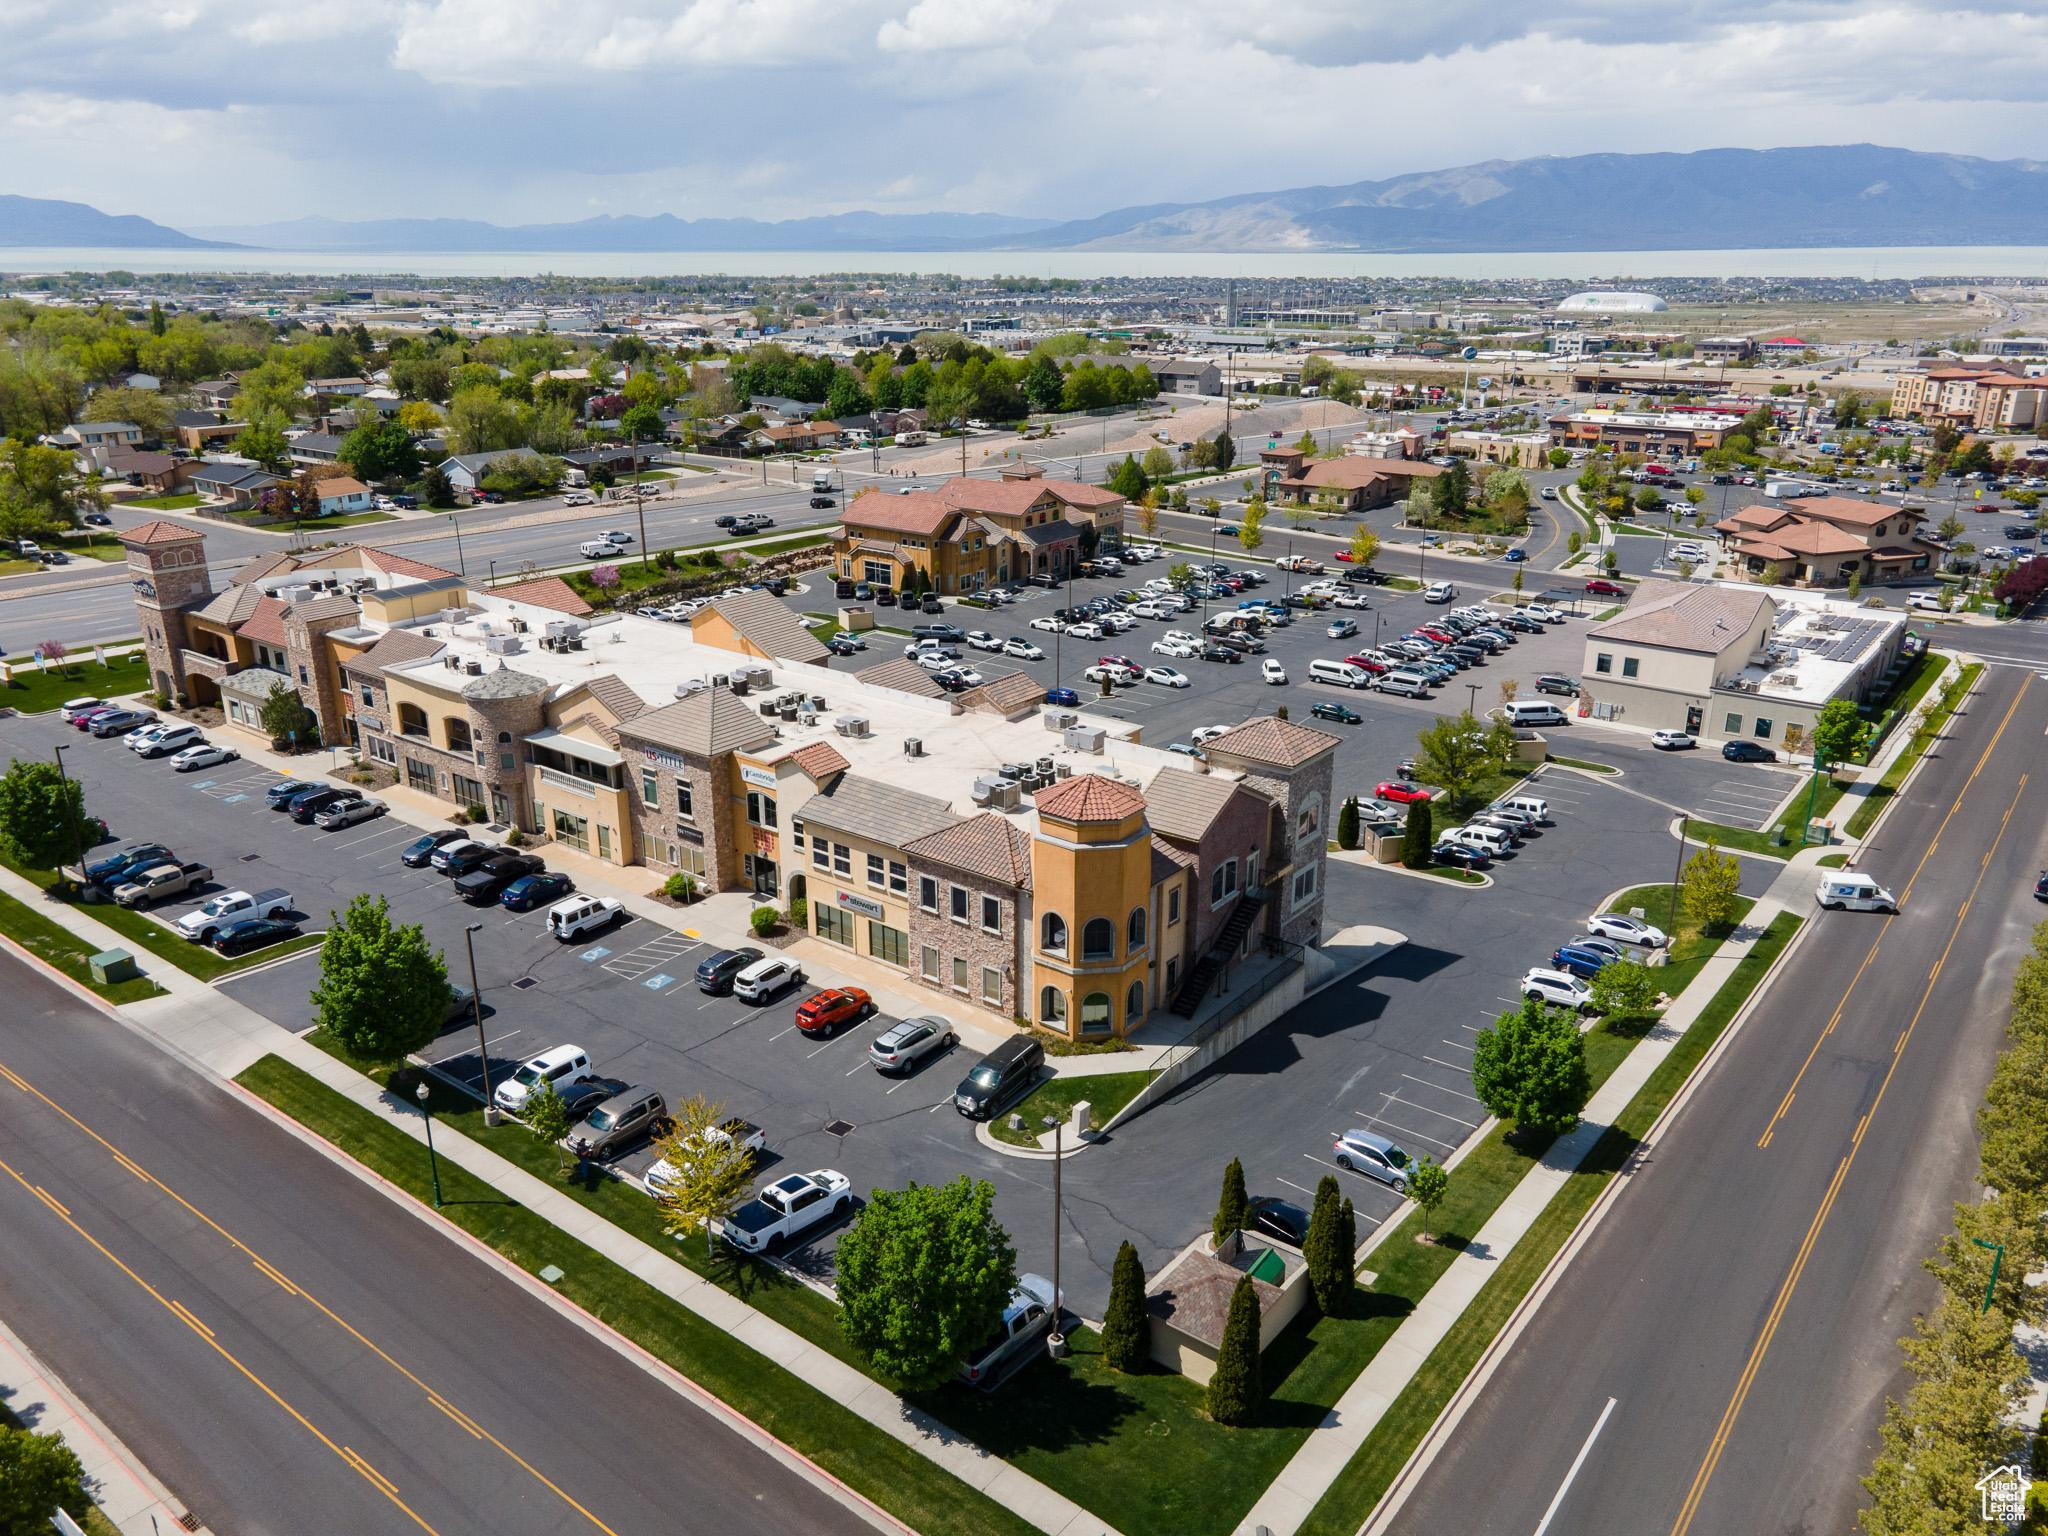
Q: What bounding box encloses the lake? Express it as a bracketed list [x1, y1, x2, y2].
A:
[4, 246, 2048, 280]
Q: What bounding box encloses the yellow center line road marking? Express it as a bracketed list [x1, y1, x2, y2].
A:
[0, 1152, 442, 1536]
[343, 1448, 402, 1499]
[1671, 768, 2029, 1536]
[33, 1185, 71, 1219]
[1757, 674, 2030, 1149]
[0, 1059, 626, 1536]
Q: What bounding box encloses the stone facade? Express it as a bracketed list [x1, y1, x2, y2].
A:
[619, 746, 730, 886]
[903, 858, 1027, 1019]
[123, 526, 214, 705]
[464, 682, 550, 827]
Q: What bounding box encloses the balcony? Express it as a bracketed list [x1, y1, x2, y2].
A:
[180, 648, 239, 682]
[538, 765, 598, 798]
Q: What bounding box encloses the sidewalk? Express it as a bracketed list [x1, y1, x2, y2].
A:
[0, 1314, 211, 1536]
[1236, 899, 1789, 1535]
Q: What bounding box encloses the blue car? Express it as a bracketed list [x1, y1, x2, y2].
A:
[1503, 548, 1528, 563]
[1551, 942, 1615, 980]
[501, 871, 574, 912]
[1045, 687, 1081, 707]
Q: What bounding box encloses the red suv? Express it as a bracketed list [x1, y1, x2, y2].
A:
[1584, 578, 1627, 597]
[794, 987, 872, 1037]
[1343, 654, 1389, 673]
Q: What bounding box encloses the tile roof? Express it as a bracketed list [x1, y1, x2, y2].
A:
[361, 547, 462, 584]
[580, 673, 646, 722]
[957, 669, 1046, 716]
[789, 741, 851, 781]
[695, 590, 828, 662]
[840, 490, 957, 537]
[342, 627, 445, 677]
[901, 812, 1032, 887]
[621, 685, 780, 758]
[1286, 457, 1445, 490]
[229, 550, 299, 585]
[854, 656, 947, 699]
[289, 593, 363, 624]
[1151, 836, 1194, 886]
[490, 576, 593, 616]
[1034, 773, 1146, 824]
[1762, 523, 1868, 556]
[802, 773, 961, 848]
[235, 596, 291, 647]
[193, 584, 265, 627]
[119, 519, 205, 546]
[1199, 716, 1341, 770]
[1588, 583, 1773, 653]
[1782, 496, 1903, 529]
[1144, 766, 1248, 842]
[1146, 1247, 1285, 1350]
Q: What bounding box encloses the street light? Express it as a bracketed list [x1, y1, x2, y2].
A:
[445, 513, 469, 582]
[417, 1081, 444, 1208]
[464, 922, 497, 1125]
[1465, 681, 1480, 717]
[52, 743, 85, 889]
[1973, 1237, 2005, 1314]
[1042, 1113, 1068, 1360]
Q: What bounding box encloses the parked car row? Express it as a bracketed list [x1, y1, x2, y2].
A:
[1520, 906, 1675, 1011]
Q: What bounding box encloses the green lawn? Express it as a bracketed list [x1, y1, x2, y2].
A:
[0, 888, 166, 1003]
[988, 1070, 1156, 1146]
[1547, 755, 1619, 776]
[562, 549, 730, 601]
[0, 557, 37, 577]
[1417, 865, 1487, 884]
[56, 541, 129, 562]
[1297, 913, 1801, 1536]
[0, 651, 151, 713]
[124, 493, 203, 510]
[1599, 884, 1757, 996]
[737, 531, 834, 559]
[1842, 663, 1980, 840]
[1609, 523, 1665, 537]
[312, 510, 398, 529]
[235, 1055, 1041, 1536]
[1817, 852, 1851, 868]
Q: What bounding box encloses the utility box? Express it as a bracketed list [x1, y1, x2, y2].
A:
[89, 948, 140, 985]
[837, 606, 874, 632]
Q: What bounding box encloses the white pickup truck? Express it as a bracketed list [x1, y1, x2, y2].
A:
[715, 1170, 851, 1254]
[175, 888, 292, 943]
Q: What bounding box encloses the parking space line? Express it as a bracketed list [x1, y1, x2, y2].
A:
[770, 1025, 796, 1040]
[1403, 1073, 1484, 1105]
[1360, 1111, 1460, 1152]
[1275, 1177, 1319, 1198]
[1385, 1091, 1477, 1128]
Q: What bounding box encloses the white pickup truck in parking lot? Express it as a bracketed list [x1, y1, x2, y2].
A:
[715, 1170, 852, 1254]
[175, 888, 292, 943]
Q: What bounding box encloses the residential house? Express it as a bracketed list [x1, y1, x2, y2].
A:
[175, 409, 244, 453]
[1151, 358, 1224, 396]
[314, 477, 373, 516]
[186, 461, 281, 508]
[101, 451, 191, 494]
[441, 448, 550, 493]
[289, 431, 348, 468]
[52, 420, 144, 453]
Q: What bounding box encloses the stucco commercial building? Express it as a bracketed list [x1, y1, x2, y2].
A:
[1580, 580, 1907, 749]
[1547, 407, 1741, 455]
[1714, 495, 1938, 588]
[832, 467, 1125, 595]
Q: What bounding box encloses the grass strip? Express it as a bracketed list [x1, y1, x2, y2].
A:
[1598, 886, 1755, 997]
[1842, 663, 1980, 840]
[123, 493, 203, 510]
[0, 652, 151, 714]
[1417, 865, 1486, 884]
[234, 1054, 1042, 1536]
[1296, 911, 1801, 1536]
[1547, 756, 1619, 776]
[0, 889, 165, 1003]
[988, 1070, 1155, 1147]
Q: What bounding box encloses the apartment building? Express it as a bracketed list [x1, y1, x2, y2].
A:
[1889, 368, 2044, 431]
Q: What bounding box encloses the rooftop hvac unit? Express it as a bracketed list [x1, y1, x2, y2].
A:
[999, 761, 1029, 781]
[729, 677, 750, 696]
[443, 655, 461, 670]
[992, 781, 1022, 811]
[484, 634, 523, 655]
[972, 777, 997, 806]
[798, 711, 819, 727]
[1054, 762, 1072, 779]
[903, 737, 924, 757]
[464, 660, 484, 675]
[542, 619, 583, 642]
[1036, 756, 1054, 777]
[276, 583, 313, 605]
[510, 618, 527, 633]
[1044, 709, 1079, 732]
[1063, 726, 1106, 754]
[759, 701, 778, 717]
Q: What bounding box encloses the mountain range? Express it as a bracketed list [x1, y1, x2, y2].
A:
[4, 146, 2045, 254]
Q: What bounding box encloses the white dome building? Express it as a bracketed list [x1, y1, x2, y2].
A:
[1557, 291, 1669, 314]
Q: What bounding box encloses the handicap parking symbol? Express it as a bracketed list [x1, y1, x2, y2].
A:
[644, 974, 675, 992]
[581, 946, 612, 963]
[221, 794, 248, 804]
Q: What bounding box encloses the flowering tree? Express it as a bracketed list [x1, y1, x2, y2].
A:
[34, 640, 67, 666]
[590, 564, 620, 592]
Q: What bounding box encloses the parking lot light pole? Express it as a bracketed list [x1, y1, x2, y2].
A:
[1668, 809, 1690, 935]
[465, 922, 497, 1125]
[1042, 1113, 1068, 1359]
[1465, 682, 1480, 717]
[52, 743, 84, 889]
[417, 1082, 444, 1208]
[445, 514, 469, 582]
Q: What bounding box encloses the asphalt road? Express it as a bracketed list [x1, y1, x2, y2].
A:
[0, 953, 880, 1536]
[1382, 662, 2048, 1535]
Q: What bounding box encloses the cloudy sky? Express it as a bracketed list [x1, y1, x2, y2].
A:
[3, 0, 2044, 228]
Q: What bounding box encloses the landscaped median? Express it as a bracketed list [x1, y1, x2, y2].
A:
[0, 650, 151, 715]
[1295, 910, 1802, 1536]
[0, 888, 165, 1003]
[235, 1053, 1045, 1536]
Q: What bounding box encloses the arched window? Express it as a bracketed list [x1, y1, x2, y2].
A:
[1082, 918, 1115, 961]
[1126, 980, 1145, 1022]
[1041, 913, 1067, 954]
[396, 701, 429, 740]
[1040, 986, 1067, 1025]
[1080, 992, 1113, 1035]
[1127, 906, 1147, 950]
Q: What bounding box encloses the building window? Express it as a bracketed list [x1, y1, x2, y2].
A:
[405, 757, 435, 794]
[1595, 653, 1613, 675]
[746, 791, 776, 829]
[824, 842, 846, 876]
[1041, 913, 1067, 954]
[919, 876, 939, 913]
[812, 842, 829, 870]
[500, 753, 516, 772]
[358, 684, 375, 706]
[298, 665, 309, 684]
[1754, 717, 1774, 739]
[1724, 712, 1743, 734]
[981, 895, 1001, 934]
[792, 819, 805, 852]
[1128, 907, 1147, 949]
[677, 779, 693, 818]
[920, 945, 940, 980]
[1292, 865, 1319, 905]
[1079, 992, 1113, 1036]
[552, 809, 588, 852]
[453, 774, 485, 808]
[950, 886, 969, 923]
[1126, 980, 1144, 1022]
[867, 853, 886, 888]
[982, 966, 1003, 1006]
[1082, 918, 1115, 961]
[640, 769, 658, 808]
[1622, 657, 1640, 679]
[1297, 794, 1321, 841]
[1040, 987, 1066, 1026]
[1168, 887, 1181, 925]
[952, 956, 968, 992]
[815, 904, 852, 946]
[869, 923, 908, 969]
[889, 861, 907, 895]
[1211, 859, 1238, 905]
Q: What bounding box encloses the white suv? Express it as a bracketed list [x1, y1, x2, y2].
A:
[1522, 968, 1595, 1012]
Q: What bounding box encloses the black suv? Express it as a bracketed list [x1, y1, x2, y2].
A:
[454, 852, 546, 904]
[696, 946, 764, 995]
[953, 1036, 1045, 1119]
[288, 787, 361, 823]
[436, 842, 500, 879]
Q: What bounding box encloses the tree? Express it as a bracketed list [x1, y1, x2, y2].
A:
[1588, 959, 1659, 1022]
[1209, 428, 1235, 472]
[1303, 1174, 1349, 1312]
[1213, 1156, 1248, 1242]
[1484, 468, 1531, 518]
[1101, 1240, 1148, 1373]
[1471, 996, 1591, 1139]
[310, 894, 451, 1062]
[835, 1176, 1018, 1390]
[1681, 840, 1742, 932]
[1167, 559, 1195, 590]
[1401, 798, 1433, 868]
[1407, 1156, 1449, 1241]
[0, 758, 89, 873]
[233, 357, 305, 423]
[1547, 448, 1571, 469]
[1141, 445, 1174, 480]
[1431, 458, 1472, 520]
[1136, 489, 1160, 538]
[1107, 454, 1148, 500]
[421, 465, 455, 508]
[1810, 697, 1871, 768]
[1236, 498, 1265, 555]
[1348, 526, 1379, 568]
[259, 680, 317, 749]
[233, 412, 291, 472]
[446, 385, 527, 454]
[339, 420, 421, 483]
[1415, 711, 1492, 808]
[0, 438, 97, 543]
[647, 1094, 760, 1254]
[396, 400, 442, 436]
[1336, 796, 1361, 850]
[1022, 354, 1064, 413]
[0, 1420, 91, 1531]
[84, 384, 174, 442]
[523, 1079, 573, 1176]
[1206, 1275, 1263, 1427]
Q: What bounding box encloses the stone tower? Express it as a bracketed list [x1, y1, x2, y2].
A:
[1198, 716, 1341, 950]
[119, 521, 214, 703]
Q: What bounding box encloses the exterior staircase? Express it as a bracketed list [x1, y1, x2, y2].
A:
[1169, 889, 1267, 1017]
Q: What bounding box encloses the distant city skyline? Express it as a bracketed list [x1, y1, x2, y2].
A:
[3, 0, 2045, 228]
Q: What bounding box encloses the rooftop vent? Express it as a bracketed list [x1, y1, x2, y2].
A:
[904, 737, 924, 757]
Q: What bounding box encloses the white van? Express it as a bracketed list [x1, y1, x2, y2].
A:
[494, 1045, 592, 1112]
[1816, 873, 1897, 912]
[1308, 659, 1372, 690]
[1375, 670, 1431, 698]
[1501, 795, 1551, 824]
[579, 538, 624, 560]
[1498, 701, 1568, 729]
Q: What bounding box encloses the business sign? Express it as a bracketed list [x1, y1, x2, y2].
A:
[739, 763, 778, 789]
[836, 890, 886, 920]
[640, 746, 687, 770]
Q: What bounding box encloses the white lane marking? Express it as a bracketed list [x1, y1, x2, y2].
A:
[770, 1025, 795, 1040]
[1404, 1073, 1485, 1105]
[1275, 1177, 1319, 1197]
[1362, 1111, 1460, 1152]
[1533, 1397, 1618, 1536]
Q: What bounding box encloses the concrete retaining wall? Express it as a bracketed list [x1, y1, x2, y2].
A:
[1103, 964, 1307, 1132]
